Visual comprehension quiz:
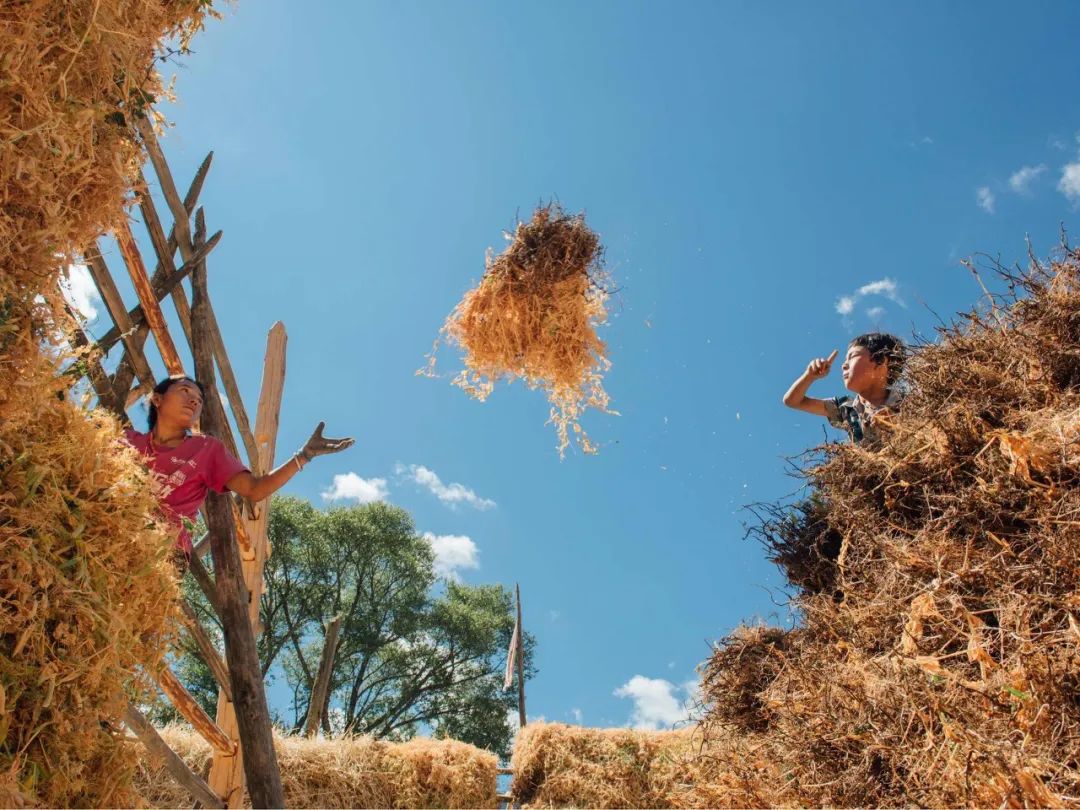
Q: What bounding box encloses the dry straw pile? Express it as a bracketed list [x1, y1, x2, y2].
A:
[696, 248, 1080, 807]
[506, 248, 1080, 808]
[510, 723, 698, 808]
[427, 204, 614, 456]
[0, 316, 181, 807]
[508, 723, 777, 809]
[134, 726, 499, 808]
[1, 0, 212, 805]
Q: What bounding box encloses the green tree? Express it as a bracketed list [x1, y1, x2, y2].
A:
[175, 496, 533, 757]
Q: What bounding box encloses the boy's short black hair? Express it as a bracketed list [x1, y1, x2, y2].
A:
[850, 333, 906, 385]
[147, 375, 205, 430]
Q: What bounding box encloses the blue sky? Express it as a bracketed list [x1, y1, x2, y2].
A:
[67, 1, 1080, 732]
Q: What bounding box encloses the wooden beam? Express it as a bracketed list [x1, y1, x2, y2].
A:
[83, 247, 158, 390]
[209, 321, 287, 807]
[137, 121, 258, 471]
[156, 667, 236, 755]
[56, 297, 122, 417]
[516, 583, 526, 729]
[188, 549, 223, 617]
[303, 615, 342, 737]
[180, 598, 232, 703]
[193, 209, 259, 469]
[115, 219, 184, 375]
[137, 117, 194, 251]
[191, 238, 284, 809]
[123, 702, 225, 810]
[111, 154, 212, 403]
[95, 229, 221, 354]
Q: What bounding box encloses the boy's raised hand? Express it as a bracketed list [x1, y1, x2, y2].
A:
[805, 349, 839, 380]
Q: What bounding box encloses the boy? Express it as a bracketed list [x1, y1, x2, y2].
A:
[783, 333, 906, 444]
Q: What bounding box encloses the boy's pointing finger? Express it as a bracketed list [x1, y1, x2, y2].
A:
[826, 349, 839, 365]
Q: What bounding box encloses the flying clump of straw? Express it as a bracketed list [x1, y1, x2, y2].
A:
[426, 204, 615, 456]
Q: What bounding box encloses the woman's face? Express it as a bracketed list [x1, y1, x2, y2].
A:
[154, 380, 204, 429]
[841, 345, 888, 395]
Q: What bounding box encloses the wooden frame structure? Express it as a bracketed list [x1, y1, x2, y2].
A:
[70, 116, 287, 808]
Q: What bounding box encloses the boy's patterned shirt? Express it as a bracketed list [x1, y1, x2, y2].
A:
[824, 387, 904, 444]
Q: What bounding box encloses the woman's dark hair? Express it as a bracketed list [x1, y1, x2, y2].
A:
[148, 375, 205, 430]
[850, 332, 907, 386]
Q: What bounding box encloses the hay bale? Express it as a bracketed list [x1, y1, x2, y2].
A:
[0, 331, 181, 807]
[509, 723, 699, 808]
[427, 204, 614, 456]
[134, 727, 498, 808]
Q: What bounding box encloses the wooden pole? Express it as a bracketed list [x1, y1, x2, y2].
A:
[95, 231, 221, 354]
[303, 615, 342, 737]
[124, 702, 225, 809]
[156, 667, 236, 754]
[191, 237, 284, 809]
[111, 153, 213, 403]
[115, 219, 184, 375]
[180, 598, 232, 703]
[516, 584, 526, 729]
[208, 322, 286, 807]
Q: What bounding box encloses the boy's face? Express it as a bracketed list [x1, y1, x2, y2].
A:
[152, 380, 203, 429]
[841, 345, 888, 395]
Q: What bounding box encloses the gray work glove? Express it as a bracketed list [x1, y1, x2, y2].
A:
[299, 422, 355, 463]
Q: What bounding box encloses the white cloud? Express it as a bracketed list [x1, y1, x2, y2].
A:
[866, 306, 885, 319]
[396, 463, 495, 510]
[834, 295, 855, 316]
[856, 278, 901, 302]
[422, 532, 479, 580]
[1008, 164, 1046, 195]
[835, 277, 904, 320]
[570, 708, 583, 724]
[321, 473, 388, 504]
[976, 186, 995, 213]
[1058, 163, 1080, 203]
[613, 675, 691, 730]
[59, 263, 101, 321]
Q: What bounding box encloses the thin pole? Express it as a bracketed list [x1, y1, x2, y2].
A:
[516, 583, 526, 729]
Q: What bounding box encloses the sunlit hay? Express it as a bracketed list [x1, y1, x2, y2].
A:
[509, 722, 791, 809]
[700, 625, 796, 734]
[135, 727, 498, 809]
[708, 246, 1080, 807]
[745, 492, 845, 597]
[426, 204, 614, 456]
[0, 310, 180, 807]
[0, 0, 214, 313]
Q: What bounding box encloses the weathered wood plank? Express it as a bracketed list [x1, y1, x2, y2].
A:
[137, 125, 258, 470]
[303, 615, 342, 737]
[124, 702, 225, 809]
[209, 321, 287, 806]
[115, 219, 184, 375]
[111, 155, 212, 403]
[83, 247, 158, 390]
[156, 666, 236, 755]
[180, 598, 232, 703]
[95, 230, 221, 354]
[191, 237, 284, 809]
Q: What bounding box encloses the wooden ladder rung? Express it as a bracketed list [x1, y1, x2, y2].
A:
[156, 666, 237, 755]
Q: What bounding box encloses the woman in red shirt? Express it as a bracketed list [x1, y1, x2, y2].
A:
[125, 375, 353, 558]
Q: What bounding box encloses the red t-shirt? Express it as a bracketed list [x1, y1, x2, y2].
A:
[124, 430, 248, 553]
